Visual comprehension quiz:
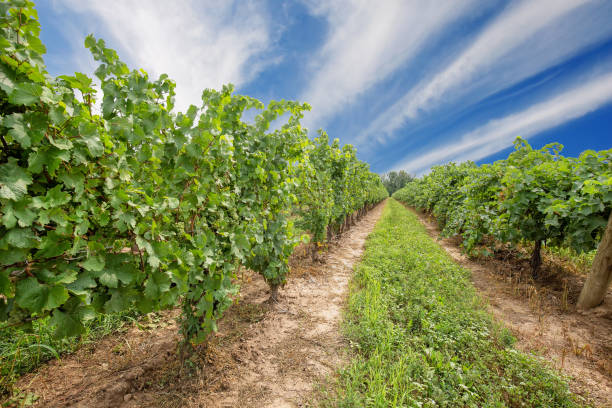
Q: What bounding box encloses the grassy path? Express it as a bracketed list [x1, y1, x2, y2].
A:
[326, 199, 585, 407]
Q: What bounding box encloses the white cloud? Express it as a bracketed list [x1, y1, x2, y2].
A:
[300, 0, 480, 130]
[360, 0, 612, 145]
[392, 71, 612, 174]
[52, 0, 274, 112]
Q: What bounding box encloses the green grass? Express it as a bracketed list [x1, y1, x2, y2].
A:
[542, 246, 595, 275]
[325, 199, 586, 407]
[0, 309, 139, 396]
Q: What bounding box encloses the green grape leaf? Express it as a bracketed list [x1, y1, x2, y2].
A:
[0, 248, 28, 266]
[35, 235, 71, 259]
[45, 285, 70, 310]
[9, 82, 42, 105]
[15, 277, 47, 313]
[28, 147, 70, 175]
[35, 268, 78, 285]
[1, 204, 16, 229]
[0, 158, 32, 201]
[104, 288, 130, 313]
[49, 309, 85, 338]
[3, 228, 37, 248]
[99, 271, 118, 288]
[0, 63, 16, 93]
[144, 271, 171, 299]
[65, 272, 97, 295]
[78, 122, 104, 157]
[80, 255, 105, 272]
[44, 185, 70, 208]
[2, 113, 30, 147]
[14, 202, 37, 227]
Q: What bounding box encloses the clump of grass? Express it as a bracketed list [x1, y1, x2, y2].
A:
[324, 199, 587, 407]
[0, 309, 139, 396]
[542, 246, 595, 275]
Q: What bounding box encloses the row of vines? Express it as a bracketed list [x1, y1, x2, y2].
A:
[0, 0, 387, 347]
[393, 138, 612, 308]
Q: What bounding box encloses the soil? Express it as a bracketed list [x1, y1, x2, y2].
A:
[10, 202, 386, 408]
[408, 206, 612, 408]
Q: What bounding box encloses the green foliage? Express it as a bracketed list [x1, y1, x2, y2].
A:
[0, 0, 386, 349]
[294, 131, 335, 244]
[380, 170, 412, 195]
[295, 130, 387, 247]
[393, 138, 612, 262]
[326, 200, 584, 407]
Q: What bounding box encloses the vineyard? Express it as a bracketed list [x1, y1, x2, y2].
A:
[1, 0, 612, 407]
[0, 0, 386, 347]
[393, 138, 612, 309]
[0, 0, 389, 398]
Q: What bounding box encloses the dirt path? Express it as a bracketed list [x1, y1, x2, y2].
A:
[407, 206, 612, 408]
[13, 202, 386, 408]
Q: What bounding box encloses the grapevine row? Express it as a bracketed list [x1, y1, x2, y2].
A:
[0, 0, 387, 345]
[393, 138, 611, 304]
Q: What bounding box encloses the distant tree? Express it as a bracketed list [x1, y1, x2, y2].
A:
[381, 170, 413, 195]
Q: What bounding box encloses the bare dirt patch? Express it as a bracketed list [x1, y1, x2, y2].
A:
[10, 202, 385, 408]
[408, 207, 612, 408]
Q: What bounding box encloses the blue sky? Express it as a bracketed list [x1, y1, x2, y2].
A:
[35, 0, 612, 174]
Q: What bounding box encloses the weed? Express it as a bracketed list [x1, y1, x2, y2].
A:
[0, 309, 139, 396]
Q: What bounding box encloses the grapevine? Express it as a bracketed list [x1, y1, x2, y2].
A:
[0, 0, 387, 346]
[393, 138, 612, 278]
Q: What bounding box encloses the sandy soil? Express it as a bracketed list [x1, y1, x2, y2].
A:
[408, 206, 612, 408]
[11, 202, 386, 408]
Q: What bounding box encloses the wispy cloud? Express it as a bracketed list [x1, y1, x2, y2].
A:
[39, 0, 612, 172]
[300, 0, 480, 130]
[360, 0, 612, 146]
[52, 0, 274, 112]
[392, 71, 612, 174]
